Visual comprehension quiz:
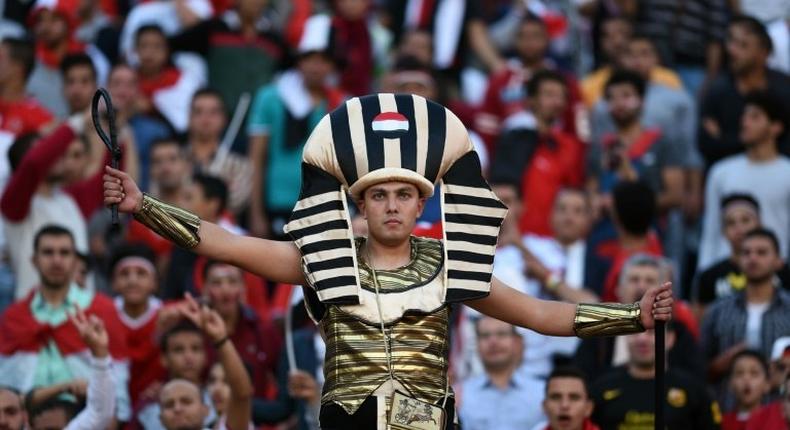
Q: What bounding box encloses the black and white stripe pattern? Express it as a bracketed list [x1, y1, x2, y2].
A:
[286, 94, 507, 311]
[441, 151, 508, 302]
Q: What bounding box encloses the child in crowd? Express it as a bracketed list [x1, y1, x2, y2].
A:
[723, 350, 772, 430]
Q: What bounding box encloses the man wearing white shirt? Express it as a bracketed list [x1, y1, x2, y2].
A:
[497, 187, 598, 377]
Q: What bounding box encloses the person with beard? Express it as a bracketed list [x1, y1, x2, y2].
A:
[60, 54, 96, 115]
[586, 70, 684, 221]
[699, 16, 790, 168]
[459, 316, 547, 430]
[590, 322, 721, 429]
[477, 16, 585, 151]
[535, 367, 598, 430]
[702, 228, 790, 383]
[0, 387, 26, 430]
[722, 350, 772, 430]
[694, 194, 790, 318]
[698, 91, 790, 270]
[0, 226, 130, 423]
[491, 70, 584, 237]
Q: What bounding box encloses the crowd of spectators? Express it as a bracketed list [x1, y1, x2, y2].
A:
[0, 0, 789, 429]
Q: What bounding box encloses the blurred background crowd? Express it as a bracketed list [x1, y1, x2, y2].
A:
[0, 0, 789, 429]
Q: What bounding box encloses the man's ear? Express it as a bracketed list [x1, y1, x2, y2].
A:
[417, 196, 426, 217]
[357, 199, 367, 219]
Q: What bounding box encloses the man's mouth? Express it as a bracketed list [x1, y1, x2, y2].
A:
[385, 219, 401, 225]
[557, 414, 571, 424]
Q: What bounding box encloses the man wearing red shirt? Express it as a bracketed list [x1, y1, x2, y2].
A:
[491, 70, 584, 237]
[477, 16, 584, 153]
[745, 374, 790, 430]
[0, 38, 54, 136]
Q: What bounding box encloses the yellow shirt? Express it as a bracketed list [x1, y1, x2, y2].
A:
[581, 66, 684, 107]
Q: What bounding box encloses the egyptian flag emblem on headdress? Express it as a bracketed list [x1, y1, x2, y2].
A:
[285, 94, 507, 310]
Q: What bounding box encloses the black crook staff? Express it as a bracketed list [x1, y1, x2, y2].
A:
[92, 88, 121, 225]
[655, 320, 666, 430]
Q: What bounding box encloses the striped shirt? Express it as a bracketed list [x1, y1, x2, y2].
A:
[701, 287, 790, 362]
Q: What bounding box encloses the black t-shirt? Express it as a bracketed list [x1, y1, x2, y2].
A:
[590, 367, 721, 430]
[695, 258, 790, 304]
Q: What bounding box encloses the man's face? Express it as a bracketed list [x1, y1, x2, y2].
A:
[204, 264, 245, 318]
[476, 318, 521, 371]
[624, 40, 659, 79]
[606, 83, 642, 128]
[162, 332, 206, 383]
[398, 31, 433, 66]
[550, 191, 590, 245]
[63, 65, 96, 113]
[136, 31, 168, 74]
[150, 144, 187, 192]
[722, 203, 760, 250]
[33, 10, 69, 47]
[32, 234, 77, 289]
[183, 183, 217, 221]
[335, 0, 368, 20]
[357, 182, 425, 247]
[730, 355, 769, 409]
[58, 139, 88, 184]
[112, 260, 157, 307]
[515, 21, 548, 64]
[543, 377, 592, 430]
[298, 53, 334, 90]
[618, 264, 660, 303]
[31, 408, 68, 430]
[532, 80, 567, 125]
[189, 95, 226, 142]
[108, 66, 139, 113]
[627, 330, 656, 368]
[159, 381, 208, 430]
[727, 24, 768, 76]
[740, 105, 780, 146]
[0, 390, 25, 430]
[739, 236, 782, 284]
[601, 19, 631, 65]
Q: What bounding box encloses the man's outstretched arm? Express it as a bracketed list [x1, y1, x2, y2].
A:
[467, 278, 673, 337]
[103, 166, 305, 285]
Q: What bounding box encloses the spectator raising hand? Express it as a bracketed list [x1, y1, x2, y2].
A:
[178, 293, 254, 430]
[70, 309, 110, 358]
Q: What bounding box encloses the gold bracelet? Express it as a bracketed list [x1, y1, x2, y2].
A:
[573, 302, 645, 338]
[133, 193, 201, 249]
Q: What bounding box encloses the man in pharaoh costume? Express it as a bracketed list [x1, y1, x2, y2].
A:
[103, 93, 673, 430]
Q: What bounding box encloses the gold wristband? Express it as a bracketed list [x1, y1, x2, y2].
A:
[133, 193, 201, 249]
[573, 302, 645, 338]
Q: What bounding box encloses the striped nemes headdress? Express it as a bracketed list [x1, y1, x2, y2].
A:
[285, 93, 507, 307]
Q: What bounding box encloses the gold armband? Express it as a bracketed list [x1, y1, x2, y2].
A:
[574, 302, 645, 338]
[133, 193, 201, 249]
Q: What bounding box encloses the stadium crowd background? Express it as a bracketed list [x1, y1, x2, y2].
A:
[0, 0, 789, 429]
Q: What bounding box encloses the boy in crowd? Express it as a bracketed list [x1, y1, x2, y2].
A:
[129, 320, 214, 429]
[539, 367, 598, 430]
[723, 350, 772, 430]
[110, 243, 166, 406]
